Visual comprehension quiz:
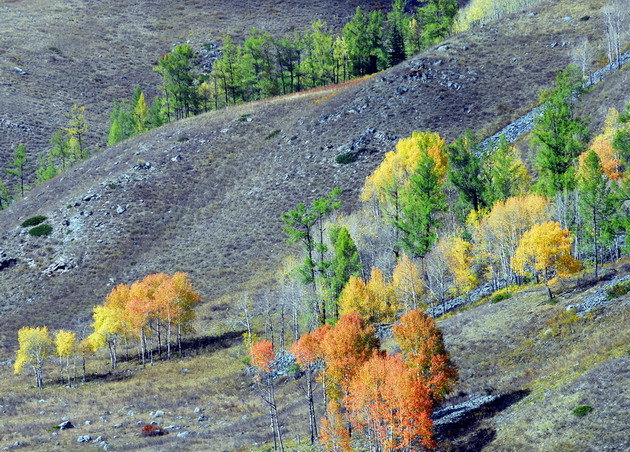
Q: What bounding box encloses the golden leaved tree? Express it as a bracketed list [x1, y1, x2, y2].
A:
[14, 326, 53, 388]
[512, 221, 583, 299]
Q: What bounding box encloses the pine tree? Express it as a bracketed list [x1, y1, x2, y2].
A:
[0, 177, 11, 209]
[579, 150, 613, 277]
[329, 226, 361, 318]
[484, 135, 530, 205]
[133, 92, 150, 134]
[64, 105, 89, 160]
[533, 66, 590, 197]
[447, 130, 487, 214]
[5, 144, 28, 199]
[35, 152, 58, 185]
[396, 147, 446, 258]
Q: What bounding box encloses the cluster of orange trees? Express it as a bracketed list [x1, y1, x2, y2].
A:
[14, 273, 200, 388]
[251, 310, 457, 451]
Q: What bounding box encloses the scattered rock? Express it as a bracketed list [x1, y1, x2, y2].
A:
[13, 67, 28, 75]
[563, 16, 573, 22]
[198, 414, 208, 422]
[152, 410, 165, 418]
[437, 45, 449, 51]
[176, 431, 190, 438]
[77, 435, 91, 443]
[127, 410, 135, 416]
[528, 11, 537, 16]
[180, 368, 191, 374]
[113, 423, 123, 429]
[116, 205, 127, 214]
[193, 407, 202, 414]
[171, 155, 182, 162]
[58, 421, 74, 430]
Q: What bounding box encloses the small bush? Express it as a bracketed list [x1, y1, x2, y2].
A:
[21, 216, 47, 227]
[108, 183, 119, 190]
[141, 424, 167, 437]
[606, 280, 630, 299]
[572, 405, 593, 417]
[177, 136, 189, 142]
[335, 152, 357, 164]
[28, 224, 53, 237]
[239, 114, 251, 122]
[265, 129, 281, 140]
[491, 293, 512, 304]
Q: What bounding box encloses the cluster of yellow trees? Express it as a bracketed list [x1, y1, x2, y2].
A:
[14, 273, 200, 388]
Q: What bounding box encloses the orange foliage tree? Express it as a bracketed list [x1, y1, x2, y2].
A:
[393, 309, 457, 402]
[320, 312, 380, 399]
[345, 352, 435, 450]
[250, 340, 284, 451]
[291, 325, 332, 444]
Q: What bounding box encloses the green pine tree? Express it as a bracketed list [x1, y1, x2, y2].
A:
[579, 150, 613, 277]
[5, 144, 28, 199]
[532, 66, 590, 197]
[396, 148, 446, 258]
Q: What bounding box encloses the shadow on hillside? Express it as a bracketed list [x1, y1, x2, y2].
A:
[437, 389, 530, 451]
[180, 330, 245, 355]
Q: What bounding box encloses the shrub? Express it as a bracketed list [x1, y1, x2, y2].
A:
[29, 224, 53, 237]
[177, 136, 189, 142]
[335, 152, 357, 164]
[491, 293, 512, 303]
[141, 424, 167, 437]
[265, 129, 281, 140]
[572, 405, 593, 417]
[606, 280, 630, 299]
[21, 215, 47, 227]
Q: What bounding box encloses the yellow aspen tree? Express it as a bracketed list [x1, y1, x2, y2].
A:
[512, 221, 583, 300]
[338, 275, 368, 318]
[472, 194, 550, 284]
[14, 326, 53, 388]
[444, 236, 478, 297]
[362, 131, 446, 223]
[392, 253, 426, 311]
[365, 267, 398, 323]
[89, 283, 130, 369]
[339, 268, 397, 323]
[55, 330, 76, 386]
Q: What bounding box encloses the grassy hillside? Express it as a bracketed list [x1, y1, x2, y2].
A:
[0, 0, 384, 167]
[0, 0, 628, 450]
[0, 0, 611, 353]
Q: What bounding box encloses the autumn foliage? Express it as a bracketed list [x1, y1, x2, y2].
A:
[289, 310, 455, 450]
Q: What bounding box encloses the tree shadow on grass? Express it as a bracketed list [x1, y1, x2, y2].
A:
[436, 389, 530, 451]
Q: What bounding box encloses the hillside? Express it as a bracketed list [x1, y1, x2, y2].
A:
[0, 0, 609, 353]
[0, 0, 384, 168]
[1, 0, 629, 451]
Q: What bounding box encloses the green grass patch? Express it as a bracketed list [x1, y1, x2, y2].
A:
[572, 405, 593, 417]
[606, 280, 630, 299]
[28, 224, 53, 237]
[265, 129, 281, 140]
[21, 215, 47, 227]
